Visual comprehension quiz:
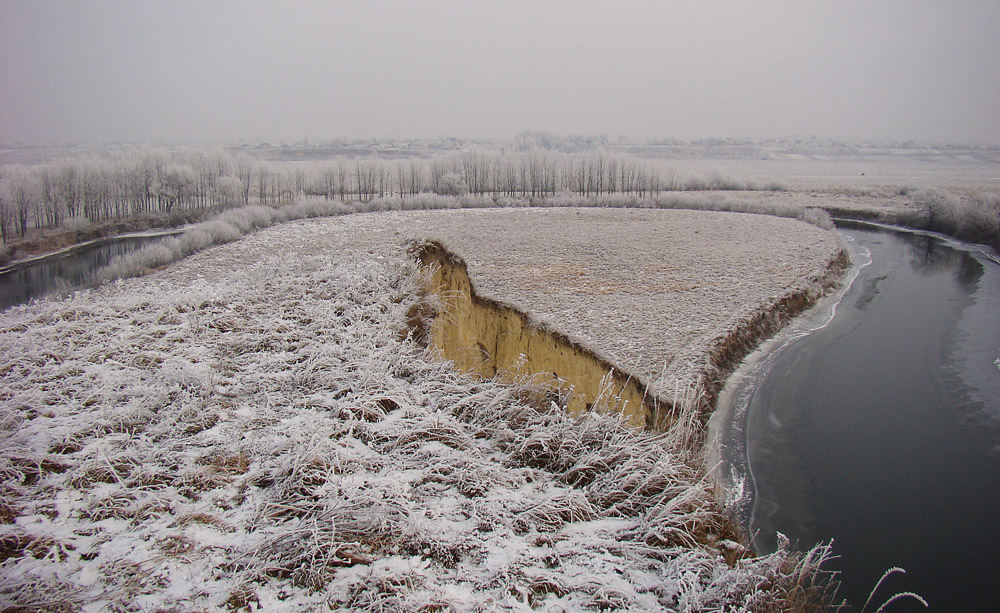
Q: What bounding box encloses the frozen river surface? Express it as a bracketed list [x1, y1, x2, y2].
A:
[723, 223, 1000, 611]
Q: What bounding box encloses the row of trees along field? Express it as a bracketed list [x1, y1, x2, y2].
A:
[0, 147, 684, 243]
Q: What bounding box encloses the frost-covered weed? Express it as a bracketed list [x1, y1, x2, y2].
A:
[96, 202, 332, 283]
[91, 191, 835, 291]
[652, 193, 834, 230]
[528, 191, 831, 229]
[1, 246, 836, 610]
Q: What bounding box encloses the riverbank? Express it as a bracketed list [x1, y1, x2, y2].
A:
[0, 208, 844, 610]
[707, 227, 867, 525]
[0, 207, 220, 267]
[6, 181, 992, 296]
[0, 191, 840, 311]
[0, 228, 184, 275]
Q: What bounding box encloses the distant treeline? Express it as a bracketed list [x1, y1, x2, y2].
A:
[0, 147, 784, 243]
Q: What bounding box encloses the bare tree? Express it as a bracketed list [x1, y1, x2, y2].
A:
[235, 154, 254, 206]
[461, 149, 491, 195]
[354, 160, 378, 202]
[37, 165, 61, 227]
[6, 166, 39, 237]
[604, 156, 618, 194]
[336, 161, 348, 202]
[594, 154, 606, 195]
[499, 155, 519, 196]
[0, 178, 13, 242]
[255, 163, 272, 205]
[320, 162, 338, 200]
[408, 160, 423, 196]
[395, 162, 409, 200]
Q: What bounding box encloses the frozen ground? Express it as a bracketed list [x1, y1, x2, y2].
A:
[0, 208, 839, 610]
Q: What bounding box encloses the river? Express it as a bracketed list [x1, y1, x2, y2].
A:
[717, 222, 1000, 611]
[0, 233, 174, 311]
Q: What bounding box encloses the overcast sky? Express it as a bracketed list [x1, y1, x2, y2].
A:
[2, 0, 999, 146]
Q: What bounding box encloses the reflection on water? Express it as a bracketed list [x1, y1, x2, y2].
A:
[740, 226, 1000, 611]
[904, 232, 983, 286]
[0, 236, 166, 310]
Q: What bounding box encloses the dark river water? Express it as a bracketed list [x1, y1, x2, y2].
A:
[721, 223, 1000, 611]
[0, 234, 170, 311]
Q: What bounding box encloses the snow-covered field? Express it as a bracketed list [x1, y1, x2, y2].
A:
[643, 147, 1000, 191]
[1, 208, 842, 610]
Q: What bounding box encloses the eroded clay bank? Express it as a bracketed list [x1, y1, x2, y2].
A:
[410, 239, 849, 434]
[411, 241, 669, 429]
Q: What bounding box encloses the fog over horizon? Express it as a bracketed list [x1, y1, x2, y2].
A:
[2, 0, 999, 147]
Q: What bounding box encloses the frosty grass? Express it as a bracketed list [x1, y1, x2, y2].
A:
[1, 210, 836, 611]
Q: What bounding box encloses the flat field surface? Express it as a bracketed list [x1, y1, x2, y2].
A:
[156, 207, 842, 401]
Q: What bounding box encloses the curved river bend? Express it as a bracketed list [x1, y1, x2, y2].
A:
[719, 222, 1000, 611]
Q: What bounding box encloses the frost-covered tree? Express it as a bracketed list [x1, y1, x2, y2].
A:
[376, 163, 391, 199]
[434, 171, 469, 196]
[255, 163, 273, 205]
[4, 165, 40, 237]
[408, 159, 424, 196]
[395, 161, 409, 200]
[956, 193, 1000, 246]
[52, 158, 82, 219]
[235, 154, 254, 206]
[0, 177, 13, 242]
[213, 176, 243, 207]
[525, 152, 554, 197]
[914, 187, 960, 235]
[0, 145, 715, 238]
[429, 156, 454, 195]
[461, 149, 491, 195]
[319, 162, 339, 200]
[354, 160, 379, 202]
[155, 163, 196, 213]
[496, 154, 520, 197]
[605, 155, 619, 194]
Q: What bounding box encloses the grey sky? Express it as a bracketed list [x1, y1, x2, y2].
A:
[2, 0, 999, 146]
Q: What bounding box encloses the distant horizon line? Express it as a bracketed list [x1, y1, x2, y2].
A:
[3, 133, 1000, 151]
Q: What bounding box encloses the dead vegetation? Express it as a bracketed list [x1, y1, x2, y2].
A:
[0, 214, 840, 610]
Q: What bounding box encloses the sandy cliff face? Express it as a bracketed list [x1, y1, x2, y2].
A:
[414, 241, 665, 429]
